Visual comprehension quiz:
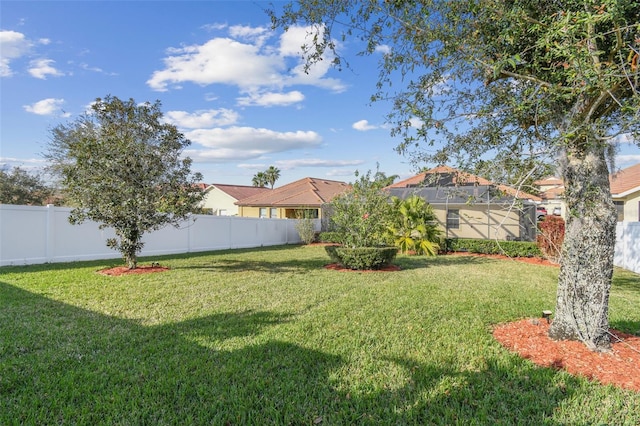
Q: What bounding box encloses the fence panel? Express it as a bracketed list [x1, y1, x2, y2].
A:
[2, 204, 636, 273]
[0, 205, 306, 267]
[615, 222, 640, 274]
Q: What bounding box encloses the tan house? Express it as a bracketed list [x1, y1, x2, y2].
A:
[536, 162, 640, 222]
[236, 177, 350, 219]
[386, 166, 542, 241]
[610, 163, 640, 222]
[200, 184, 271, 216]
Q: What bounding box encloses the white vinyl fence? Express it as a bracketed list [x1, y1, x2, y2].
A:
[0, 204, 318, 267]
[614, 222, 640, 275]
[0, 204, 638, 274]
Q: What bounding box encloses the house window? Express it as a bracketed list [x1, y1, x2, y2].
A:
[259, 207, 268, 218]
[446, 209, 460, 229]
[613, 201, 624, 222]
[270, 208, 278, 218]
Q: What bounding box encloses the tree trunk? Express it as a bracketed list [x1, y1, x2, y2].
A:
[548, 144, 617, 351]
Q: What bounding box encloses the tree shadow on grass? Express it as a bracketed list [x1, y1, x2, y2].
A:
[612, 269, 640, 294]
[171, 257, 327, 274]
[2, 281, 629, 425]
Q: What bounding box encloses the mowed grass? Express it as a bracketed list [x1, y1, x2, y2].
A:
[1, 245, 639, 425]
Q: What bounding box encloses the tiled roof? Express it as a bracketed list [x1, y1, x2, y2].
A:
[539, 185, 565, 200]
[236, 177, 350, 207]
[534, 177, 563, 186]
[207, 183, 271, 201]
[535, 163, 640, 198]
[610, 163, 640, 196]
[388, 165, 541, 201]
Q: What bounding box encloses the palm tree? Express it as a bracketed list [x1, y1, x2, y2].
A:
[388, 195, 441, 256]
[264, 166, 281, 189]
[252, 172, 268, 188]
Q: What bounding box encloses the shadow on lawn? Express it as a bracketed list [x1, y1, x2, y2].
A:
[2, 281, 609, 425]
[612, 270, 640, 294]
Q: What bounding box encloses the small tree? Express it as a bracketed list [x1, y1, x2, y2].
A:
[45, 95, 204, 269]
[0, 166, 53, 206]
[328, 168, 394, 248]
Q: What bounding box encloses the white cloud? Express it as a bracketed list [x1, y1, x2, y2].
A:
[164, 108, 239, 128]
[228, 24, 270, 46]
[237, 90, 305, 107]
[23, 98, 69, 116]
[147, 37, 283, 92]
[0, 30, 32, 76]
[327, 169, 359, 177]
[147, 24, 346, 95]
[184, 126, 322, 162]
[274, 158, 365, 169]
[375, 44, 391, 54]
[352, 119, 379, 131]
[28, 58, 64, 79]
[617, 154, 640, 167]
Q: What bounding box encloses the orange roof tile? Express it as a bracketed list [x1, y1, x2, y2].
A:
[534, 177, 563, 186]
[236, 177, 350, 207]
[207, 183, 271, 201]
[610, 163, 640, 196]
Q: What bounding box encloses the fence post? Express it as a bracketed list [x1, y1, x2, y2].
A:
[46, 204, 56, 263]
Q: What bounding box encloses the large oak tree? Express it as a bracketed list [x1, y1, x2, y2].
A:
[46, 95, 204, 269]
[270, 0, 640, 350]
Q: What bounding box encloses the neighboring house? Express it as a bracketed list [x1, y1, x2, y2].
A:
[200, 184, 271, 216]
[236, 177, 350, 219]
[386, 165, 542, 241]
[535, 177, 565, 218]
[536, 162, 640, 222]
[610, 163, 640, 222]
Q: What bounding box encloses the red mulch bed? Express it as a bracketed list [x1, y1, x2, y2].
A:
[98, 264, 170, 276]
[323, 263, 402, 272]
[494, 319, 640, 392]
[98, 253, 639, 392]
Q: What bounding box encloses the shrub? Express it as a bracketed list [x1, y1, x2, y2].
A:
[319, 231, 342, 244]
[444, 238, 542, 258]
[294, 211, 317, 244]
[536, 216, 565, 262]
[325, 246, 398, 270]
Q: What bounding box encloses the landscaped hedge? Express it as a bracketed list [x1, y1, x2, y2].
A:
[444, 238, 543, 258]
[325, 245, 398, 270]
[318, 231, 342, 244]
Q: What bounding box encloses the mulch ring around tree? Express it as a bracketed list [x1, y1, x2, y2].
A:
[494, 318, 640, 392]
[323, 263, 402, 272]
[98, 264, 170, 276]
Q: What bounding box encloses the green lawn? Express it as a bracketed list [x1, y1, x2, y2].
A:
[1, 245, 639, 425]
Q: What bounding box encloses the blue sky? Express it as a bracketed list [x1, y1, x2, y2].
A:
[1, 1, 639, 187]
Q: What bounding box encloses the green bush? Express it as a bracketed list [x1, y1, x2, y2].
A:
[325, 246, 398, 270]
[319, 231, 342, 244]
[444, 238, 542, 258]
[294, 214, 317, 244]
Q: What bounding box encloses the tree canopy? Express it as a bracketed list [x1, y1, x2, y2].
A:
[271, 0, 640, 351]
[0, 166, 54, 206]
[45, 95, 204, 269]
